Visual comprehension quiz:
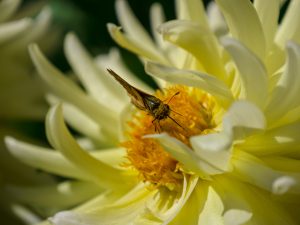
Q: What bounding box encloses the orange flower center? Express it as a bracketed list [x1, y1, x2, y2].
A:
[122, 86, 215, 187]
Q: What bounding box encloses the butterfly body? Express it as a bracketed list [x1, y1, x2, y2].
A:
[107, 69, 171, 121]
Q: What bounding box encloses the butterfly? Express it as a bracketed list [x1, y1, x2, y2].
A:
[107, 69, 183, 132]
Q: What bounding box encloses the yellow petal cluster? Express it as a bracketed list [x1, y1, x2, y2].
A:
[5, 0, 300, 224]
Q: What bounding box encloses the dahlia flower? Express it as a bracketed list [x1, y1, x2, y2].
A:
[0, 0, 58, 223]
[5, 0, 300, 224]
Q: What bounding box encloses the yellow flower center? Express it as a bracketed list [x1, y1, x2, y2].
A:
[122, 86, 215, 187]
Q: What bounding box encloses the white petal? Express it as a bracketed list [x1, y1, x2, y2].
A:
[215, 0, 266, 59]
[28, 44, 119, 139]
[233, 151, 300, 194]
[150, 3, 166, 49]
[266, 41, 300, 123]
[146, 133, 223, 177]
[115, 0, 155, 48]
[198, 187, 224, 225]
[0, 18, 31, 44]
[276, 0, 300, 48]
[175, 0, 209, 28]
[223, 209, 252, 225]
[95, 48, 153, 93]
[254, 0, 280, 50]
[107, 23, 169, 65]
[207, 2, 228, 37]
[221, 37, 268, 109]
[190, 101, 265, 171]
[64, 33, 127, 109]
[158, 20, 225, 78]
[145, 61, 233, 106]
[46, 104, 133, 189]
[7, 181, 101, 208]
[272, 176, 297, 195]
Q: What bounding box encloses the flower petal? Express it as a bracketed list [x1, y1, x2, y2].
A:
[223, 209, 252, 225]
[215, 0, 266, 59]
[145, 61, 233, 106]
[190, 101, 265, 171]
[175, 0, 209, 28]
[64, 33, 127, 109]
[95, 48, 153, 93]
[158, 20, 225, 78]
[46, 104, 133, 189]
[145, 133, 223, 177]
[254, 0, 280, 50]
[197, 187, 224, 225]
[207, 2, 228, 37]
[232, 151, 300, 194]
[28, 44, 119, 139]
[0, 18, 31, 44]
[266, 41, 300, 124]
[115, 0, 156, 49]
[107, 23, 168, 64]
[5, 136, 127, 180]
[7, 181, 101, 209]
[276, 0, 300, 48]
[221, 37, 268, 108]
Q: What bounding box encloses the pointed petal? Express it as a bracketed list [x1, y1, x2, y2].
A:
[254, 0, 280, 50]
[7, 181, 101, 208]
[146, 133, 223, 177]
[215, 0, 266, 59]
[221, 37, 268, 108]
[107, 23, 168, 64]
[197, 187, 224, 225]
[266, 41, 300, 123]
[46, 104, 132, 189]
[207, 2, 228, 37]
[145, 61, 233, 106]
[115, 0, 155, 48]
[233, 151, 300, 194]
[150, 3, 166, 49]
[223, 209, 252, 225]
[276, 0, 300, 48]
[64, 33, 127, 108]
[0, 18, 31, 44]
[95, 48, 153, 93]
[28, 44, 119, 139]
[158, 20, 225, 78]
[175, 0, 209, 28]
[191, 101, 265, 171]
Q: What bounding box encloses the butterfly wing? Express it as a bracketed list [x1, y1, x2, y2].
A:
[107, 69, 150, 110]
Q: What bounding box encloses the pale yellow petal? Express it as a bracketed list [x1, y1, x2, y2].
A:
[8, 181, 101, 209]
[215, 0, 266, 60]
[107, 23, 169, 64]
[254, 0, 280, 50]
[64, 33, 127, 110]
[175, 0, 209, 28]
[221, 37, 268, 109]
[266, 41, 300, 124]
[28, 44, 119, 139]
[276, 0, 300, 47]
[145, 61, 233, 106]
[95, 48, 153, 93]
[197, 187, 224, 225]
[0, 18, 31, 44]
[46, 104, 133, 189]
[146, 133, 223, 177]
[158, 20, 226, 78]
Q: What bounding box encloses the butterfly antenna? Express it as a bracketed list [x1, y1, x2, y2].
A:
[165, 91, 180, 104]
[170, 109, 184, 116]
[167, 116, 186, 131]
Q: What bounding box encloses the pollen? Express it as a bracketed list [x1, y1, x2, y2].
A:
[122, 86, 215, 187]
